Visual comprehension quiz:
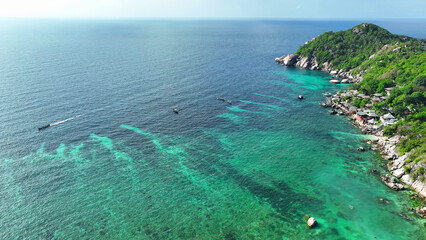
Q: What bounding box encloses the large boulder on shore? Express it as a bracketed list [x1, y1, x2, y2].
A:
[416, 206, 426, 218]
[400, 174, 426, 198]
[275, 54, 300, 66]
[276, 54, 319, 70]
[295, 57, 319, 70]
[282, 54, 299, 67]
[381, 174, 404, 190]
[296, 56, 309, 68]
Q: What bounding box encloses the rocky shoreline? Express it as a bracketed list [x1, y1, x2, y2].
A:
[329, 93, 426, 198]
[275, 53, 364, 83]
[275, 54, 426, 204]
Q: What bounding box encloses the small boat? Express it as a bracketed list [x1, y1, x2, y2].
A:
[173, 109, 179, 114]
[38, 124, 51, 131]
[298, 95, 304, 99]
[217, 97, 225, 101]
[227, 100, 232, 105]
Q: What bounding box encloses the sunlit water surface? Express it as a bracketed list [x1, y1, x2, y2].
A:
[0, 20, 425, 239]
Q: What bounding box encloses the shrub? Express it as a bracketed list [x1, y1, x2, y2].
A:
[404, 165, 411, 174]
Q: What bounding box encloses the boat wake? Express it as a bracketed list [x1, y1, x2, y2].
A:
[50, 115, 82, 126]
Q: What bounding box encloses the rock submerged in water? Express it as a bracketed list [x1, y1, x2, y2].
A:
[357, 147, 365, 152]
[378, 197, 390, 204]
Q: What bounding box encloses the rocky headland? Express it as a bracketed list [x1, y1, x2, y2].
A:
[275, 23, 426, 216]
[275, 53, 363, 83]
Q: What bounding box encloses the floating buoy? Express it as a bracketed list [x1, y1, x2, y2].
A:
[298, 95, 304, 99]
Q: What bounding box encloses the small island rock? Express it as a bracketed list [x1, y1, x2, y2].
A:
[307, 217, 317, 228]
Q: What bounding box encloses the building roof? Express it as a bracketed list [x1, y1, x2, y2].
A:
[358, 94, 370, 99]
[382, 113, 395, 120]
[383, 118, 398, 126]
[368, 119, 377, 124]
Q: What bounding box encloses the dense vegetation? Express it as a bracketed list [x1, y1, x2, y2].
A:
[297, 23, 425, 180]
[296, 23, 411, 71]
[358, 44, 425, 174]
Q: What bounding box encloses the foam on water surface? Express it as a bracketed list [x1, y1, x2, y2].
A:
[239, 100, 284, 110]
[217, 113, 245, 125]
[227, 106, 270, 115]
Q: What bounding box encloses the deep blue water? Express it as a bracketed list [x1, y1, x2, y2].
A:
[0, 19, 425, 158]
[0, 20, 425, 239]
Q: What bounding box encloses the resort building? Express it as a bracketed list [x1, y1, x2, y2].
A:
[381, 113, 398, 126]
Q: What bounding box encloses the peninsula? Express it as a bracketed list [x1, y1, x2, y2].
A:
[276, 23, 426, 216]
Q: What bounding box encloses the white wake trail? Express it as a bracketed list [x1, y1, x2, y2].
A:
[50, 115, 82, 126]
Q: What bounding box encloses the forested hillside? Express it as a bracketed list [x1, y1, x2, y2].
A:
[297, 23, 425, 179]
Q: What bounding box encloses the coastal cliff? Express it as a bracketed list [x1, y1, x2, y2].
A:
[276, 24, 426, 205]
[275, 53, 363, 83]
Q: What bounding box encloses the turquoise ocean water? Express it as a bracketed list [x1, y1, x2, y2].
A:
[0, 20, 425, 239]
